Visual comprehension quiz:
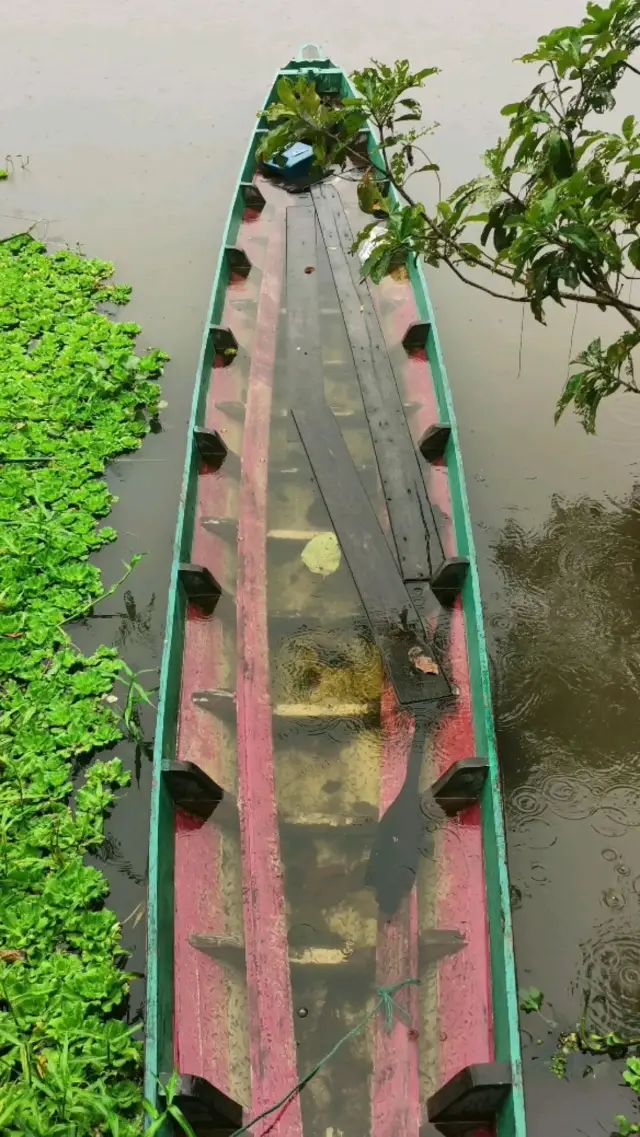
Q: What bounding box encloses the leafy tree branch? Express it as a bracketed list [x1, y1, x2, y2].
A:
[258, 0, 640, 431]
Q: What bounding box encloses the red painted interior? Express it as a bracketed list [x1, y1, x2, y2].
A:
[171, 179, 494, 1136]
[371, 686, 420, 1137]
[381, 280, 493, 1130]
[233, 213, 302, 1136]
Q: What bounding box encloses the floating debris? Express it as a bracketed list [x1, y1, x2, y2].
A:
[301, 531, 342, 577]
[408, 645, 439, 674]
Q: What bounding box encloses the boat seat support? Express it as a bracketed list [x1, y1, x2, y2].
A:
[418, 422, 451, 462]
[240, 181, 266, 212]
[178, 564, 222, 612]
[425, 1062, 512, 1136]
[430, 757, 489, 817]
[162, 760, 224, 820]
[159, 1072, 244, 1132]
[402, 320, 431, 354]
[209, 324, 238, 365]
[225, 245, 252, 279]
[193, 427, 228, 470]
[430, 557, 470, 604]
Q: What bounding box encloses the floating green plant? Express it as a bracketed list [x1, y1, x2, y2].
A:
[0, 231, 168, 1133]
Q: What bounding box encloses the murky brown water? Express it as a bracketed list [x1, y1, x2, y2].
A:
[4, 1, 640, 1132]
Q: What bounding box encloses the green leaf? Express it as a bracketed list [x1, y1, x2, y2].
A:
[357, 174, 389, 216]
[547, 130, 574, 179]
[276, 77, 297, 109]
[145, 1115, 169, 1137]
[628, 239, 640, 271]
[622, 114, 636, 142]
[168, 1104, 199, 1137]
[500, 102, 523, 116]
[519, 987, 544, 1013]
[615, 1116, 640, 1136]
[460, 242, 484, 261]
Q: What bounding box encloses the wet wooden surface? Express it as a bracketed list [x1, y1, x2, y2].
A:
[312, 183, 444, 583]
[291, 402, 450, 706]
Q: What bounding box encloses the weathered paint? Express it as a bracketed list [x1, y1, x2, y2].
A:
[145, 101, 275, 1112]
[403, 258, 526, 1137]
[379, 284, 493, 1083]
[146, 45, 525, 1137]
[171, 223, 270, 1105]
[234, 213, 303, 1135]
[371, 687, 420, 1137]
[373, 247, 524, 1133]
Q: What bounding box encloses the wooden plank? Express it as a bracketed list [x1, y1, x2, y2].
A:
[290, 403, 450, 706]
[286, 206, 323, 441]
[311, 182, 444, 582]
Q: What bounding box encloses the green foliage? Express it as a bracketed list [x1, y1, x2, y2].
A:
[555, 329, 640, 431]
[617, 1059, 640, 1135]
[624, 1057, 640, 1092]
[615, 1116, 640, 1136]
[143, 1072, 197, 1137]
[0, 171, 8, 182]
[519, 986, 544, 1013]
[0, 233, 169, 1133]
[257, 75, 367, 171]
[258, 0, 640, 431]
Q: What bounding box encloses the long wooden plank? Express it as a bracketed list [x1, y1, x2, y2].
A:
[234, 214, 303, 1137]
[311, 182, 444, 583]
[291, 402, 450, 706]
[286, 205, 324, 409]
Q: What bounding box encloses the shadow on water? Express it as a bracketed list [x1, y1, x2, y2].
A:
[491, 487, 640, 1135]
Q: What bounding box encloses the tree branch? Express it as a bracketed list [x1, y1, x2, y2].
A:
[301, 116, 640, 325]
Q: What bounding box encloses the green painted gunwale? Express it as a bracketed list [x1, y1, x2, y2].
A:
[145, 45, 525, 1137]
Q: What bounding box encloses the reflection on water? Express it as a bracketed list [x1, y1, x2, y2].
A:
[494, 491, 640, 736]
[492, 487, 640, 1126]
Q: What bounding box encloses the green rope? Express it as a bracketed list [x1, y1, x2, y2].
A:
[230, 977, 420, 1136]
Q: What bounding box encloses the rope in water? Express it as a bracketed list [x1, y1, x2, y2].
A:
[230, 977, 420, 1136]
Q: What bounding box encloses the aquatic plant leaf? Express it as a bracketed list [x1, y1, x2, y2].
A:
[519, 986, 544, 1013]
[301, 532, 342, 576]
[0, 233, 167, 1131]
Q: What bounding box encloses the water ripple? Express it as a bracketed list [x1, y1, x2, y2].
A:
[576, 920, 640, 1035]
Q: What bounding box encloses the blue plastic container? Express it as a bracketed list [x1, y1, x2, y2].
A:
[263, 142, 314, 180]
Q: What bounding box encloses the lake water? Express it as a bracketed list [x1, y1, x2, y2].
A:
[4, 1, 640, 1132]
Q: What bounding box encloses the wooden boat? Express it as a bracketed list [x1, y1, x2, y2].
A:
[146, 45, 526, 1137]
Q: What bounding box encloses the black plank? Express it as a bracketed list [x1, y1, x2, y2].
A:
[291, 404, 450, 706]
[286, 206, 324, 439]
[311, 182, 444, 582]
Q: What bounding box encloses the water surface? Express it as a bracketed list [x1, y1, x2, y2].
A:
[3, 1, 640, 1131]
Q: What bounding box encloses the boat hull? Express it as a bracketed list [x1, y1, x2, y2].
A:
[145, 48, 525, 1137]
